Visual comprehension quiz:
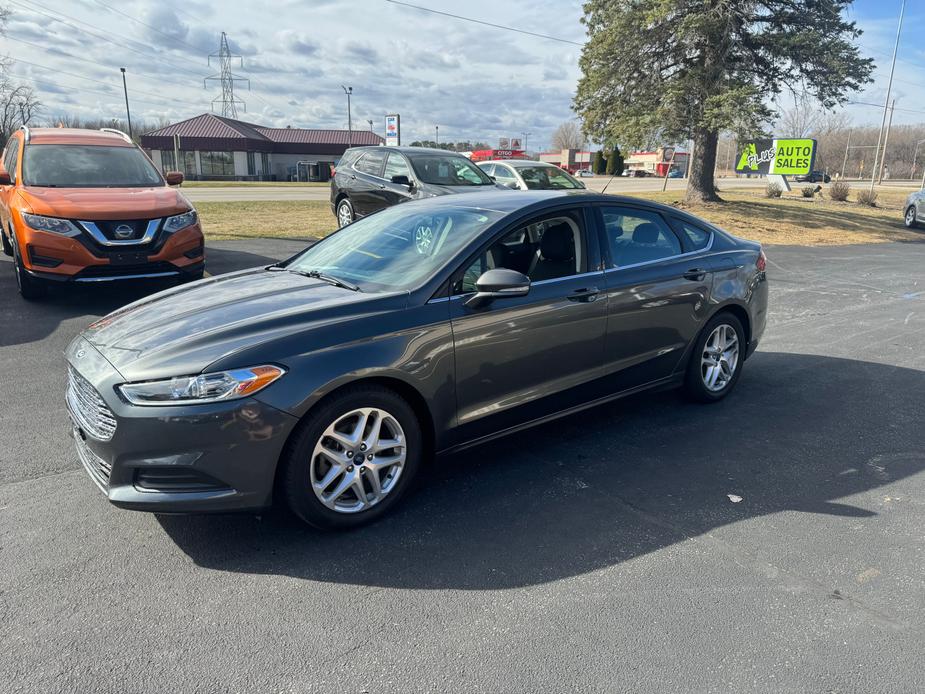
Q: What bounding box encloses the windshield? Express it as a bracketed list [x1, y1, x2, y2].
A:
[409, 154, 494, 186]
[23, 145, 164, 188]
[517, 166, 583, 190]
[287, 203, 505, 291]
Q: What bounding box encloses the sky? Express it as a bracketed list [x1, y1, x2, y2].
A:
[1, 0, 923, 150]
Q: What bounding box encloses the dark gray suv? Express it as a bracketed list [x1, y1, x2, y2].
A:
[66, 191, 768, 529]
[330, 146, 504, 227]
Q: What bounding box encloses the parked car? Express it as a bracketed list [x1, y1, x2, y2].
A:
[478, 160, 586, 191]
[575, 169, 595, 177]
[794, 171, 831, 183]
[330, 146, 503, 227]
[0, 127, 203, 299]
[66, 190, 768, 529]
[904, 190, 925, 228]
[668, 169, 684, 178]
[631, 170, 649, 177]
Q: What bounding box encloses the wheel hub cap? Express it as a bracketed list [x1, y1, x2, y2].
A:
[701, 323, 740, 392]
[310, 407, 406, 514]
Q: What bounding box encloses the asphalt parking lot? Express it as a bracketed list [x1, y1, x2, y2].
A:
[2, 239, 924, 692]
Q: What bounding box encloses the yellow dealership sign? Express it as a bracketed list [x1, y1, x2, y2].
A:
[735, 138, 817, 175]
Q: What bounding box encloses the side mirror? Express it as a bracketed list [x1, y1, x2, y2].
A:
[465, 268, 531, 309]
[0, 168, 11, 186]
[506, 182, 520, 190]
[391, 174, 413, 188]
[165, 171, 184, 186]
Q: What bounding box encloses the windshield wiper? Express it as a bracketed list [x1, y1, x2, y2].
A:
[288, 268, 360, 292]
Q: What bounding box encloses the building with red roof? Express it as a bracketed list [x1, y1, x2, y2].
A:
[140, 113, 384, 181]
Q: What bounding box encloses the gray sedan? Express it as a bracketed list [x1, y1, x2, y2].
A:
[66, 191, 768, 529]
[904, 190, 925, 228]
[479, 160, 586, 191]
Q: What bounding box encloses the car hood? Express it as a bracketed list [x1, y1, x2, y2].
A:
[19, 186, 191, 219]
[82, 268, 405, 380]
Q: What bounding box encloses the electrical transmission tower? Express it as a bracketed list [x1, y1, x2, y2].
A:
[204, 32, 249, 118]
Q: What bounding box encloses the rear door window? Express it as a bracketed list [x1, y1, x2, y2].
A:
[600, 207, 683, 268]
[354, 151, 386, 177]
[670, 219, 713, 250]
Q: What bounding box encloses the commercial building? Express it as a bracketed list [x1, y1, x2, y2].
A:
[140, 113, 383, 182]
[624, 148, 689, 176]
[538, 149, 592, 173]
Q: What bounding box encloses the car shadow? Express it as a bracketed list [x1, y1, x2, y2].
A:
[0, 246, 281, 348]
[157, 351, 925, 589]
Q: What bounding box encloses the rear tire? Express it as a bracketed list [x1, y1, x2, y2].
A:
[11, 233, 48, 300]
[281, 385, 424, 530]
[684, 312, 745, 403]
[1, 223, 13, 257]
[905, 205, 918, 229]
[336, 198, 354, 228]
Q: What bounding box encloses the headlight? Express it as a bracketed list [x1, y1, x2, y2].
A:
[163, 209, 198, 233]
[21, 212, 81, 237]
[118, 365, 285, 406]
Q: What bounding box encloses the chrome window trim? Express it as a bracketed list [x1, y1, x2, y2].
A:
[430, 269, 604, 303]
[74, 271, 180, 283]
[78, 219, 160, 246]
[603, 231, 714, 273]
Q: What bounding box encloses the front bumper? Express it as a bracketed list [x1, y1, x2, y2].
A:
[66, 337, 299, 513]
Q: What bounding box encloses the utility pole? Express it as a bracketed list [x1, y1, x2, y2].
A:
[912, 139, 925, 180]
[869, 0, 905, 194]
[877, 100, 895, 184]
[205, 32, 249, 118]
[341, 86, 353, 146]
[841, 130, 852, 179]
[119, 68, 133, 139]
[522, 131, 532, 152]
[435, 125, 439, 147]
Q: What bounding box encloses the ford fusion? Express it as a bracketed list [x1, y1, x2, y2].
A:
[66, 191, 768, 529]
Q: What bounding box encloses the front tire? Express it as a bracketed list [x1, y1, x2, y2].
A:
[684, 312, 745, 403]
[336, 198, 354, 228]
[905, 205, 918, 229]
[1, 223, 13, 257]
[281, 385, 424, 529]
[11, 233, 48, 300]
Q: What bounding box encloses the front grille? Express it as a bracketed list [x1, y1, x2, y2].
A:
[67, 367, 117, 441]
[91, 219, 151, 242]
[75, 432, 112, 490]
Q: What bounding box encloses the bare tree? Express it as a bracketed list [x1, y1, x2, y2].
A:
[776, 94, 820, 138]
[0, 4, 41, 140]
[550, 121, 585, 150]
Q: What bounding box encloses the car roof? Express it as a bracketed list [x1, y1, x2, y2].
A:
[24, 128, 135, 147]
[486, 159, 558, 168]
[344, 146, 471, 157]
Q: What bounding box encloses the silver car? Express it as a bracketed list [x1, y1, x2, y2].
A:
[904, 190, 925, 228]
[478, 160, 586, 191]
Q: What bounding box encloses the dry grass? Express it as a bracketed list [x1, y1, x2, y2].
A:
[197, 200, 335, 240]
[626, 188, 922, 246]
[195, 187, 924, 246]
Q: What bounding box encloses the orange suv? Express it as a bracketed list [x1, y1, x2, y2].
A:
[0, 126, 204, 299]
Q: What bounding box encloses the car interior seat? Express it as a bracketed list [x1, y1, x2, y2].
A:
[528, 222, 576, 281]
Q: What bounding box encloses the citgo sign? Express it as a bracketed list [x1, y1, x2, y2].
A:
[735, 138, 816, 176]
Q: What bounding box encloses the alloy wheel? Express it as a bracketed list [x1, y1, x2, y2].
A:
[310, 407, 406, 513]
[701, 323, 739, 392]
[337, 201, 353, 228]
[906, 206, 917, 227]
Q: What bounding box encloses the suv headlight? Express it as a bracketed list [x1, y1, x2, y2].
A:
[118, 365, 285, 406]
[21, 212, 81, 237]
[163, 209, 198, 233]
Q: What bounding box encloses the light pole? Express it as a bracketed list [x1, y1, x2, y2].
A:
[522, 131, 532, 152]
[341, 85, 353, 147]
[367, 119, 373, 132]
[869, 0, 905, 194]
[435, 125, 439, 147]
[119, 67, 133, 140]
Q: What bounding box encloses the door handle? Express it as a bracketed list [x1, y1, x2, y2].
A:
[349, 174, 357, 180]
[568, 287, 600, 302]
[683, 268, 707, 281]
[377, 184, 386, 189]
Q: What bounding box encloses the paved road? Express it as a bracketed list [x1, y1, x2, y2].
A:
[2, 241, 924, 692]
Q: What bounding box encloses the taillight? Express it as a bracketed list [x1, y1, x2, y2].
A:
[756, 249, 767, 272]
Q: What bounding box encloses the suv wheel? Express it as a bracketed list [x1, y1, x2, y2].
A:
[684, 312, 745, 402]
[11, 233, 48, 300]
[336, 198, 354, 228]
[905, 205, 918, 229]
[281, 385, 424, 529]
